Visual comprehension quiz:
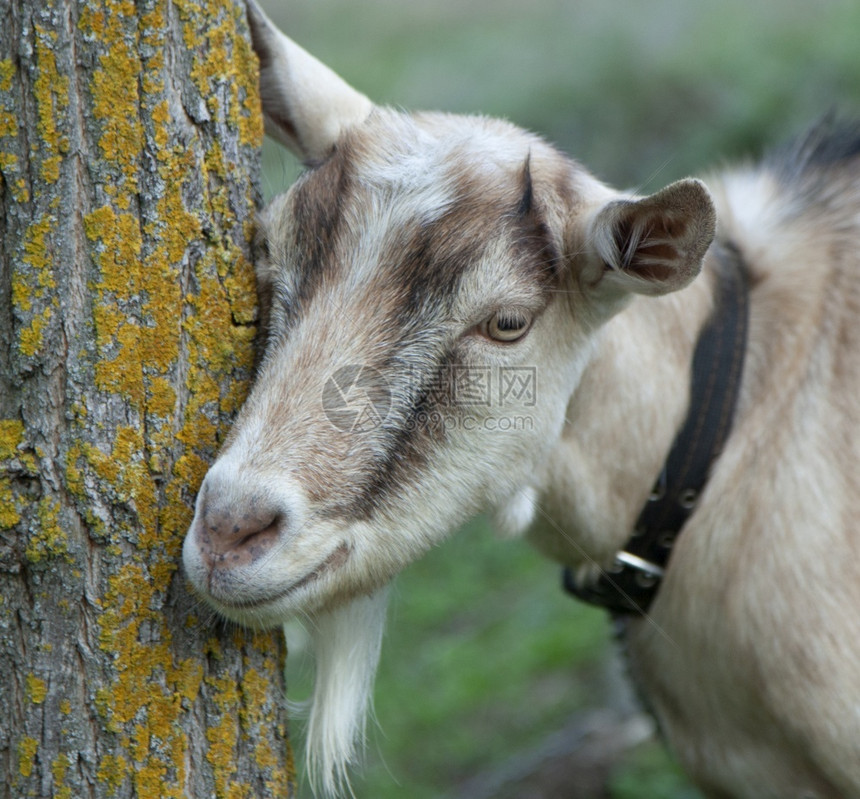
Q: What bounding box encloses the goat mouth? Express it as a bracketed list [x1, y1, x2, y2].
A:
[211, 543, 351, 611]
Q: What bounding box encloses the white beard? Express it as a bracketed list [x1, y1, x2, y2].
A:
[303, 587, 390, 797]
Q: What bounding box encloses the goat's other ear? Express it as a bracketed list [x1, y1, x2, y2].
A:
[588, 179, 716, 297]
[245, 0, 373, 160]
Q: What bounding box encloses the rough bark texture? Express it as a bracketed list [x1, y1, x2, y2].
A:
[0, 1, 294, 796]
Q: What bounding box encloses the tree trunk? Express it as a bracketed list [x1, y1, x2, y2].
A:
[0, 1, 294, 796]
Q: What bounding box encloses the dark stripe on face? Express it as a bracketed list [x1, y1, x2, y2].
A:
[316, 162, 565, 521]
[393, 214, 475, 326]
[391, 170, 554, 327]
[289, 143, 355, 308]
[321, 344, 458, 521]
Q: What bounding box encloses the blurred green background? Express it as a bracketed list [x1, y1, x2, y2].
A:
[257, 1, 860, 796]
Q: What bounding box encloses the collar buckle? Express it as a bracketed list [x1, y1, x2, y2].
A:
[564, 243, 749, 616]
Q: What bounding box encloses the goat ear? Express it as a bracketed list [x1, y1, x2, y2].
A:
[589, 179, 716, 297]
[245, 0, 373, 160]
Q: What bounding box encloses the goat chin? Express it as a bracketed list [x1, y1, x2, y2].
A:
[303, 587, 390, 798]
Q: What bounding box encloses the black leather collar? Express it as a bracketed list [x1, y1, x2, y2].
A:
[563, 243, 750, 615]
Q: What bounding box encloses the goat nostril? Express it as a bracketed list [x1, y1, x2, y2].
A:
[237, 517, 279, 549]
[197, 508, 284, 568]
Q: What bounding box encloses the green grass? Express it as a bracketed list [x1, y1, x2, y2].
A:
[609, 741, 704, 799]
[260, 1, 860, 795]
[363, 519, 608, 796]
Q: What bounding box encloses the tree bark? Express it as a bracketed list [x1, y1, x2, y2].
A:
[0, 1, 294, 796]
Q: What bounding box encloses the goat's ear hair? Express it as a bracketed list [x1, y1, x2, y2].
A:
[589, 178, 716, 297]
[245, 0, 373, 161]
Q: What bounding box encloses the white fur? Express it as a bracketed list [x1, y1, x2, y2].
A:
[492, 485, 538, 538]
[304, 589, 389, 798]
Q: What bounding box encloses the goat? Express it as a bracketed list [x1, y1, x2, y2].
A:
[182, 2, 860, 796]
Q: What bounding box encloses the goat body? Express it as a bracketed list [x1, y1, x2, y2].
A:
[182, 2, 860, 796]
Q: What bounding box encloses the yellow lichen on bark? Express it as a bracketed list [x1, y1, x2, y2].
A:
[33, 24, 70, 183]
[5, 21, 71, 360]
[205, 683, 245, 799]
[78, 1, 141, 195]
[0, 60, 18, 140]
[176, 0, 263, 148]
[18, 305, 53, 357]
[13, 213, 59, 357]
[95, 561, 206, 798]
[76, 0, 201, 790]
[18, 736, 38, 778]
[0, 56, 28, 203]
[51, 753, 73, 799]
[0, 481, 19, 529]
[67, 0, 291, 794]
[25, 497, 70, 563]
[0, 419, 26, 459]
[2, 0, 287, 796]
[96, 752, 128, 796]
[146, 377, 177, 418]
[84, 205, 147, 408]
[240, 637, 294, 790]
[0, 58, 13, 91]
[242, 665, 290, 783]
[0, 419, 28, 529]
[26, 674, 48, 704]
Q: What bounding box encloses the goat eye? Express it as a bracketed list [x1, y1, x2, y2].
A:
[485, 310, 532, 342]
